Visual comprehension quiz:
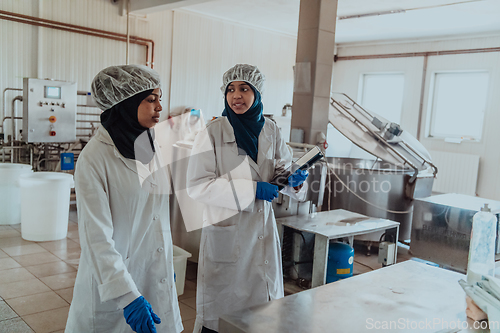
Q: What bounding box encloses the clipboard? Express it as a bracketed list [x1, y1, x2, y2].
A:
[271, 146, 324, 190]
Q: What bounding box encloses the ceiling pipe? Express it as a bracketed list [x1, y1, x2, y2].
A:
[0, 9, 155, 68]
[335, 47, 500, 62]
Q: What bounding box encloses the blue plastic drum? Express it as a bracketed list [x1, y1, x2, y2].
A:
[326, 242, 354, 283]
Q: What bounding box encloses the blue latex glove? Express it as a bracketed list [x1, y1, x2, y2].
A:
[288, 169, 309, 187]
[190, 108, 200, 118]
[256, 182, 279, 202]
[123, 296, 161, 333]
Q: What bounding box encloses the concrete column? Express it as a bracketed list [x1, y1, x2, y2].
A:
[291, 0, 337, 144]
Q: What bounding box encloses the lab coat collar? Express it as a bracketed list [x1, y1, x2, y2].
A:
[96, 127, 158, 186]
[257, 121, 273, 167]
[221, 117, 274, 178]
[222, 118, 235, 144]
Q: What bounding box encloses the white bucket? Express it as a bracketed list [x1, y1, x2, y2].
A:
[0, 163, 33, 225]
[19, 172, 75, 241]
[173, 245, 192, 296]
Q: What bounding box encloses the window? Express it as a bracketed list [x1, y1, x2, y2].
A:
[358, 73, 405, 124]
[427, 71, 489, 141]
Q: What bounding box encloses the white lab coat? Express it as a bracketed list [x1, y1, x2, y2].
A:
[65, 127, 183, 333]
[187, 117, 305, 332]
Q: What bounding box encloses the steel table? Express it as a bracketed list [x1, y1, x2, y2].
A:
[277, 209, 400, 287]
[219, 260, 481, 333]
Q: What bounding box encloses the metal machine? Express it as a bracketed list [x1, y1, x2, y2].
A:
[2, 78, 98, 171]
[410, 193, 500, 272]
[324, 93, 437, 241]
[22, 78, 77, 143]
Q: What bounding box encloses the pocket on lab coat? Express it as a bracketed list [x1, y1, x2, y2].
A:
[93, 278, 121, 313]
[206, 225, 240, 263]
[94, 308, 124, 331]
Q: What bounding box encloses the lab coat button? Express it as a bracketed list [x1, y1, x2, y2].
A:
[161, 278, 167, 283]
[258, 209, 263, 213]
[153, 215, 159, 220]
[157, 247, 164, 253]
[258, 236, 263, 240]
[264, 260, 269, 265]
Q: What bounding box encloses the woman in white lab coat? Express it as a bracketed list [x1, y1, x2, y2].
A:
[65, 65, 182, 333]
[187, 64, 308, 333]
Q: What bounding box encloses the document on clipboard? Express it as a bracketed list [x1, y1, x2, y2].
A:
[270, 146, 324, 190]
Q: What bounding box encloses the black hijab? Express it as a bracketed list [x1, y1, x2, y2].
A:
[100, 89, 156, 164]
[221, 84, 264, 163]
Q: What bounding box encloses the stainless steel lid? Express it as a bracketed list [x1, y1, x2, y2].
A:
[329, 93, 437, 182]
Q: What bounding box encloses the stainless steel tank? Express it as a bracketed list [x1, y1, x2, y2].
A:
[322, 157, 434, 241]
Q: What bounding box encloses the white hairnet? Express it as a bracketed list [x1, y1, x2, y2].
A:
[91, 64, 161, 110]
[220, 64, 265, 95]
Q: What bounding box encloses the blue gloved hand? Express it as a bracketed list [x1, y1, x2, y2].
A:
[123, 296, 161, 333]
[288, 169, 309, 187]
[256, 182, 279, 202]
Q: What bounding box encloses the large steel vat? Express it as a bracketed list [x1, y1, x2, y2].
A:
[322, 157, 434, 241]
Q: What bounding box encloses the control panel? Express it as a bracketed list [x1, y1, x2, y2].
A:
[22, 78, 77, 143]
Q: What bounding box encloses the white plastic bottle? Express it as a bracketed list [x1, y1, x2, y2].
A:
[467, 203, 498, 285]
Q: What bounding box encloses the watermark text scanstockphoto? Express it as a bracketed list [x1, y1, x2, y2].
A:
[366, 318, 499, 330]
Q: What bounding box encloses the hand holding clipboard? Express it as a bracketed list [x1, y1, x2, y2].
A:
[270, 146, 324, 190]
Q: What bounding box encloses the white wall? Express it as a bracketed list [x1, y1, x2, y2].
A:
[331, 35, 500, 200]
[168, 10, 297, 120]
[0, 0, 173, 139]
[0, 1, 296, 140]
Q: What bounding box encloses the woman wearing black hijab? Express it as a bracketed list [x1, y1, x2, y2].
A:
[66, 65, 182, 333]
[187, 64, 308, 333]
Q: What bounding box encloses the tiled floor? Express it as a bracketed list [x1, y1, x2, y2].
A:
[0, 211, 199, 333]
[0, 211, 411, 333]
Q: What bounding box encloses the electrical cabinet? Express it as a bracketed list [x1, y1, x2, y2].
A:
[22, 78, 77, 143]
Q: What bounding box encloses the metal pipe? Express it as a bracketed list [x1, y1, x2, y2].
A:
[2, 88, 22, 132]
[0, 10, 155, 44]
[416, 55, 428, 141]
[335, 47, 500, 62]
[76, 112, 100, 116]
[2, 117, 23, 122]
[0, 13, 149, 45]
[77, 119, 99, 123]
[126, 0, 130, 65]
[11, 96, 22, 143]
[0, 10, 155, 67]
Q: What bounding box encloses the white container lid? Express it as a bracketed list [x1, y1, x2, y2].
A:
[18, 172, 74, 188]
[0, 163, 33, 185]
[0, 163, 32, 170]
[329, 93, 437, 177]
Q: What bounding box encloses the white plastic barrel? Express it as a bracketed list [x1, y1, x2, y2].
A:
[0, 163, 33, 225]
[19, 172, 74, 241]
[173, 245, 192, 296]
